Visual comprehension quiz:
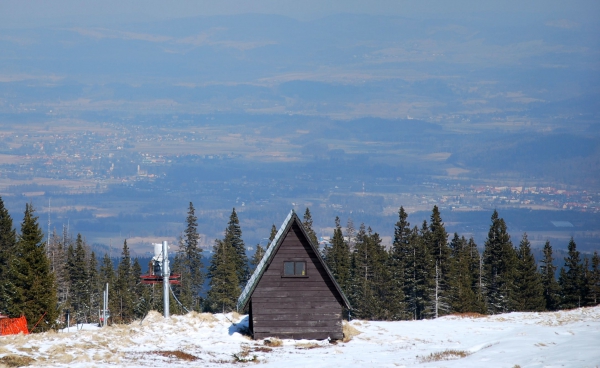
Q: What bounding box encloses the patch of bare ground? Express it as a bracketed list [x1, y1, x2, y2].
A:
[418, 349, 471, 363]
[151, 350, 199, 361]
[295, 342, 323, 350]
[447, 312, 487, 319]
[232, 345, 258, 363]
[0, 355, 35, 367]
[252, 347, 273, 353]
[264, 338, 282, 347]
[343, 321, 362, 342]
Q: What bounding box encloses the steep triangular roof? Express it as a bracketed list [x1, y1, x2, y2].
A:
[237, 210, 351, 311]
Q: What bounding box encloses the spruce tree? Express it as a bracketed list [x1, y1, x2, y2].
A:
[0, 196, 19, 317]
[115, 240, 134, 322]
[447, 234, 478, 313]
[269, 224, 277, 245]
[322, 216, 351, 295]
[345, 219, 355, 251]
[428, 207, 450, 317]
[88, 251, 100, 323]
[206, 239, 240, 313]
[416, 222, 436, 319]
[559, 237, 585, 309]
[251, 244, 265, 271]
[514, 234, 545, 311]
[131, 258, 149, 318]
[540, 240, 560, 311]
[48, 229, 68, 307]
[173, 202, 204, 311]
[349, 225, 390, 320]
[368, 229, 393, 320]
[224, 208, 249, 288]
[67, 234, 90, 322]
[401, 223, 435, 320]
[99, 253, 116, 323]
[483, 210, 517, 314]
[586, 252, 600, 306]
[388, 207, 410, 320]
[582, 258, 592, 307]
[467, 237, 486, 313]
[13, 203, 58, 331]
[303, 207, 319, 245]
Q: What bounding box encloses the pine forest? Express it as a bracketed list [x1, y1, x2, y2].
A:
[1, 196, 599, 332]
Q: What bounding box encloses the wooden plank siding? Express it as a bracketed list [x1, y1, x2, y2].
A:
[251, 222, 344, 340]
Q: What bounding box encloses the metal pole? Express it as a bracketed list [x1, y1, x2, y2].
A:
[163, 241, 170, 318]
[104, 283, 108, 327]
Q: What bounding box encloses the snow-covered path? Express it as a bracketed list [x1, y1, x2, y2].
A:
[1, 307, 599, 367]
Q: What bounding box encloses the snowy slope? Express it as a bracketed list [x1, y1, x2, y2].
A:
[1, 306, 599, 367]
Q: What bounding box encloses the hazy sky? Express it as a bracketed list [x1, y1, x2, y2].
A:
[1, 0, 598, 28]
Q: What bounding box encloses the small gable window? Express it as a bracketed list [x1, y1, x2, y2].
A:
[283, 261, 306, 276]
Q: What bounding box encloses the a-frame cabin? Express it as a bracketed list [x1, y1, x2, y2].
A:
[237, 210, 351, 340]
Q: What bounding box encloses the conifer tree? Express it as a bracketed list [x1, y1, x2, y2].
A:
[429, 206, 450, 278]
[251, 244, 265, 271]
[559, 237, 586, 309]
[514, 234, 545, 311]
[131, 258, 150, 318]
[99, 253, 116, 323]
[303, 207, 319, 246]
[540, 240, 560, 311]
[483, 210, 517, 314]
[48, 229, 68, 307]
[345, 218, 355, 251]
[467, 237, 486, 313]
[0, 196, 19, 317]
[13, 203, 58, 331]
[269, 224, 277, 245]
[586, 252, 600, 306]
[206, 239, 240, 313]
[447, 234, 478, 313]
[428, 206, 450, 317]
[114, 240, 134, 322]
[173, 202, 204, 311]
[322, 216, 351, 295]
[401, 222, 435, 320]
[416, 222, 436, 319]
[582, 258, 592, 307]
[224, 208, 249, 288]
[389, 207, 410, 320]
[88, 251, 100, 323]
[349, 225, 390, 320]
[67, 234, 90, 322]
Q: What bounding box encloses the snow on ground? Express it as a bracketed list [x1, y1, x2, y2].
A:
[1, 306, 599, 367]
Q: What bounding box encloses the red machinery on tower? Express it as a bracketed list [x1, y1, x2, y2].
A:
[140, 242, 181, 285]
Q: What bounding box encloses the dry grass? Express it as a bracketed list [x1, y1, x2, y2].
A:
[295, 342, 322, 350]
[343, 321, 362, 342]
[0, 355, 35, 367]
[448, 312, 487, 318]
[263, 338, 282, 347]
[252, 347, 273, 353]
[418, 349, 471, 363]
[152, 350, 199, 361]
[189, 312, 218, 323]
[232, 346, 257, 363]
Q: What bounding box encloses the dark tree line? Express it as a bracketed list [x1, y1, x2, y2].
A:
[2, 197, 599, 332]
[322, 206, 600, 320]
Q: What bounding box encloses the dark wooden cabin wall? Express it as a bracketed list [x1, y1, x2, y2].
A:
[251, 222, 343, 340]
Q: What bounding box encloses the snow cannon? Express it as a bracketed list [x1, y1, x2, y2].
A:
[140, 241, 181, 285]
